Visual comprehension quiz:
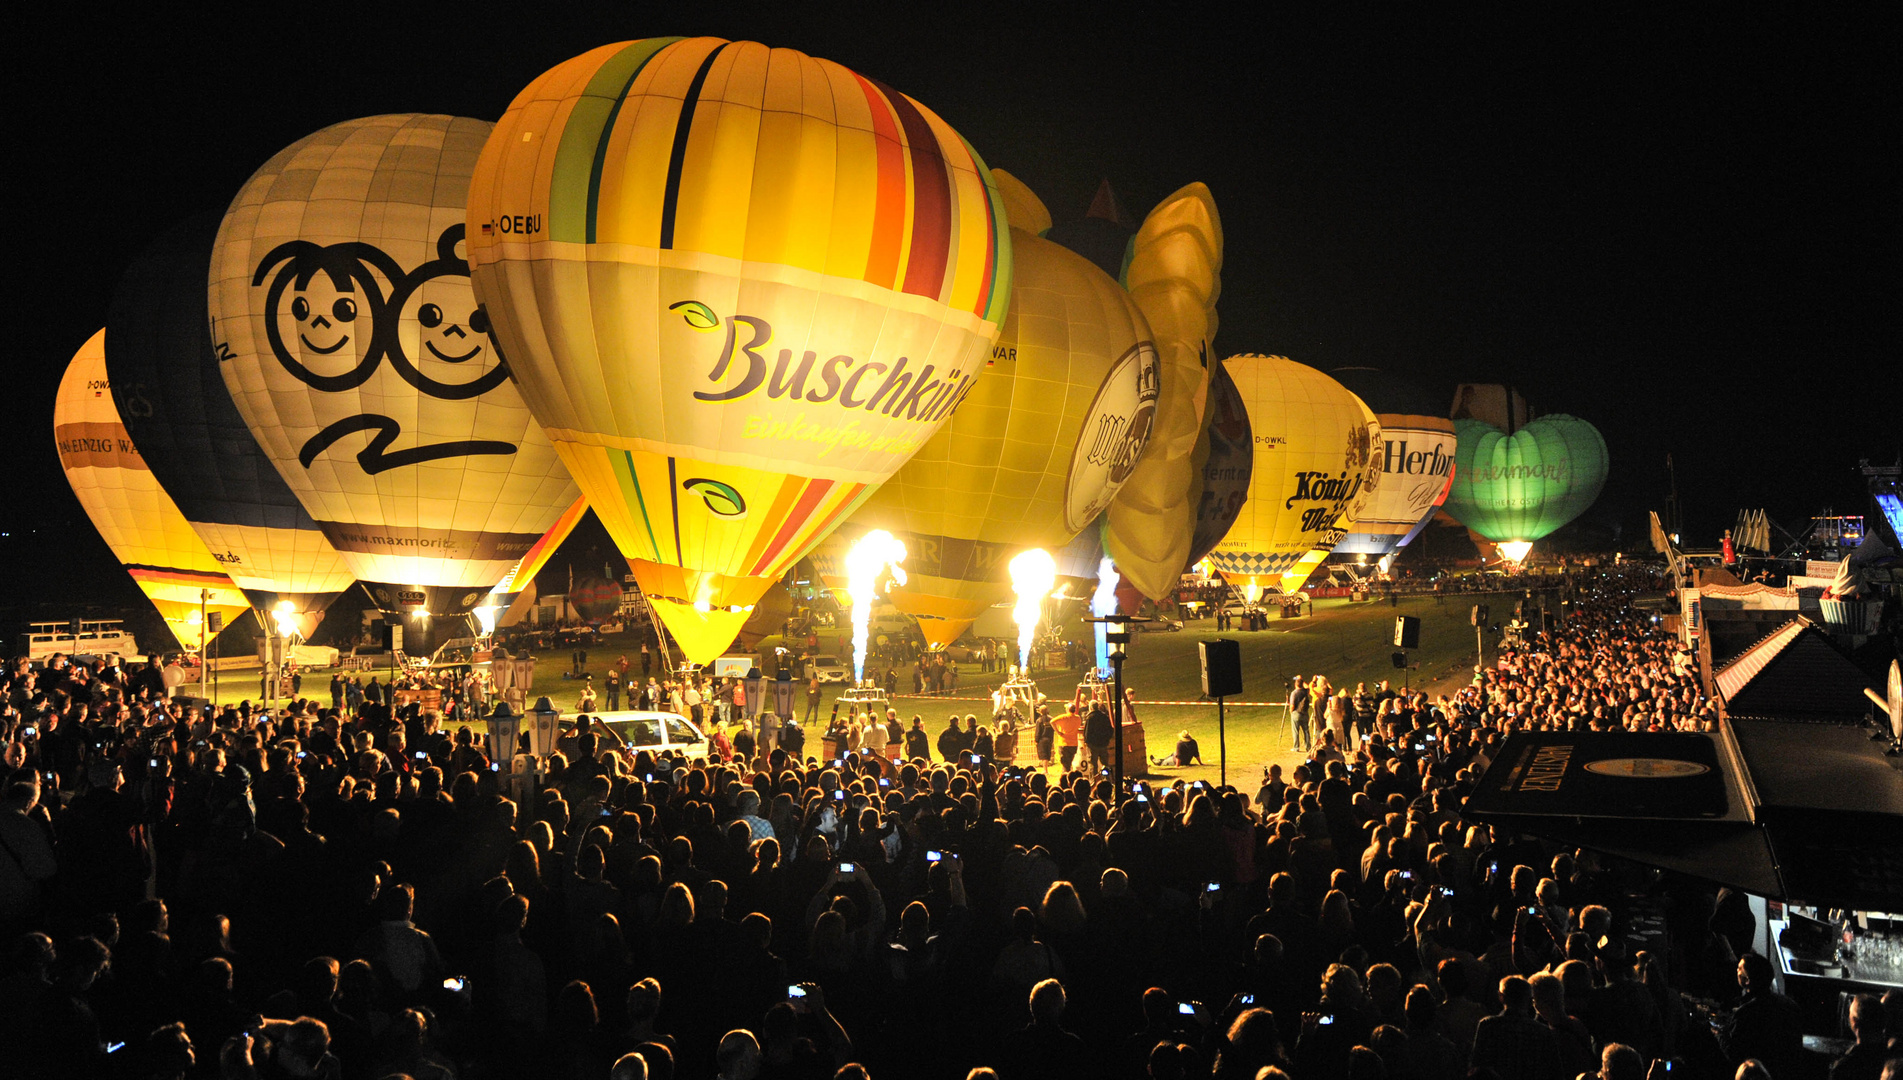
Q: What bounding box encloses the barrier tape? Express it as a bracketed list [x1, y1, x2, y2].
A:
[891, 694, 1286, 708]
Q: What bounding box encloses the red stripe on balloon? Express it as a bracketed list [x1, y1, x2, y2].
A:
[872, 79, 952, 302]
[856, 75, 907, 292]
[750, 478, 836, 576]
[787, 481, 866, 569]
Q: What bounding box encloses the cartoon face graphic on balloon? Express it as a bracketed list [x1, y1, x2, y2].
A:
[386, 229, 510, 402]
[252, 225, 514, 473]
[257, 242, 386, 391]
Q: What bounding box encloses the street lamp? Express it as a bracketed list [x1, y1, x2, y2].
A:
[527, 695, 562, 760]
[486, 701, 523, 765]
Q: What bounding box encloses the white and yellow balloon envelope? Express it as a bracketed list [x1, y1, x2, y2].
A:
[813, 226, 1158, 650]
[55, 332, 252, 649]
[1327, 367, 1456, 557]
[466, 37, 1011, 663]
[209, 115, 581, 616]
[1209, 355, 1381, 594]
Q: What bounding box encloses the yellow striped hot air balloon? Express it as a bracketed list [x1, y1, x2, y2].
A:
[55, 331, 252, 650]
[1210, 355, 1382, 598]
[466, 37, 1011, 664]
[811, 218, 1159, 649]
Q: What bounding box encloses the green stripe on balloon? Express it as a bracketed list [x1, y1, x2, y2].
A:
[549, 37, 680, 245]
[618, 450, 663, 562]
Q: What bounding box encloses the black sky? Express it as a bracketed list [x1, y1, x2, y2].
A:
[14, 3, 1899, 587]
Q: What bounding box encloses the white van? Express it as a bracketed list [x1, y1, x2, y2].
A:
[564, 710, 709, 760]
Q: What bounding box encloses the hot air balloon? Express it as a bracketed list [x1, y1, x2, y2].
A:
[1328, 368, 1458, 557]
[1451, 383, 1535, 432]
[567, 576, 626, 622]
[208, 115, 582, 623]
[1183, 362, 1252, 570]
[465, 38, 1011, 665]
[1102, 184, 1224, 601]
[1208, 355, 1382, 599]
[108, 215, 354, 640]
[809, 221, 1158, 650]
[1442, 415, 1607, 552]
[55, 331, 252, 650]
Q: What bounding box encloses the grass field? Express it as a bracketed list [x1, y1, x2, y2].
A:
[194, 594, 1508, 789]
[842, 595, 1493, 787]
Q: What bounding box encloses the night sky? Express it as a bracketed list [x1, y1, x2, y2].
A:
[13, 5, 1898, 610]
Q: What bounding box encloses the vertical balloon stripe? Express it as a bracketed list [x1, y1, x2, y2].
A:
[959, 133, 1008, 323]
[676, 43, 770, 262]
[615, 450, 663, 562]
[665, 456, 686, 563]
[572, 38, 680, 244]
[940, 132, 989, 315]
[819, 60, 878, 283]
[659, 43, 730, 250]
[874, 80, 953, 303]
[855, 74, 909, 291]
[749, 477, 835, 575]
[738, 475, 807, 575]
[781, 481, 867, 572]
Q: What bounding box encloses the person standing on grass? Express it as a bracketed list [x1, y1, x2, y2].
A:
[1287, 675, 1312, 753]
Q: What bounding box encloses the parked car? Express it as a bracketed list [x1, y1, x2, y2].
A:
[563, 710, 709, 760]
[809, 654, 852, 683]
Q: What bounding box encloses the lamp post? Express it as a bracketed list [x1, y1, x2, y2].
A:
[198, 589, 207, 697]
[1105, 614, 1129, 791]
[527, 695, 562, 759]
[486, 701, 523, 766]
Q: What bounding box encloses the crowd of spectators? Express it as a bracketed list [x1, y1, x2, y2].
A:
[0, 564, 1894, 1080]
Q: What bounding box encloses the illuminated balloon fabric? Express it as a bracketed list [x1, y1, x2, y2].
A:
[488, 495, 588, 600]
[1208, 355, 1381, 595]
[108, 215, 355, 623]
[991, 169, 1052, 238]
[819, 227, 1158, 649]
[209, 114, 582, 618]
[1326, 367, 1456, 556]
[1279, 546, 1332, 595]
[1103, 183, 1225, 601]
[1442, 415, 1607, 542]
[1331, 414, 1455, 555]
[54, 332, 252, 649]
[1182, 362, 1252, 571]
[734, 582, 794, 652]
[466, 38, 1011, 664]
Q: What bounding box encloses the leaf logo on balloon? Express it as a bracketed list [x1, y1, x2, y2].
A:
[670, 300, 721, 331]
[252, 223, 518, 474]
[683, 477, 747, 519]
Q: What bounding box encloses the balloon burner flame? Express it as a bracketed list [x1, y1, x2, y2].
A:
[1091, 557, 1118, 674]
[1008, 548, 1058, 670]
[845, 530, 907, 681]
[270, 601, 299, 641]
